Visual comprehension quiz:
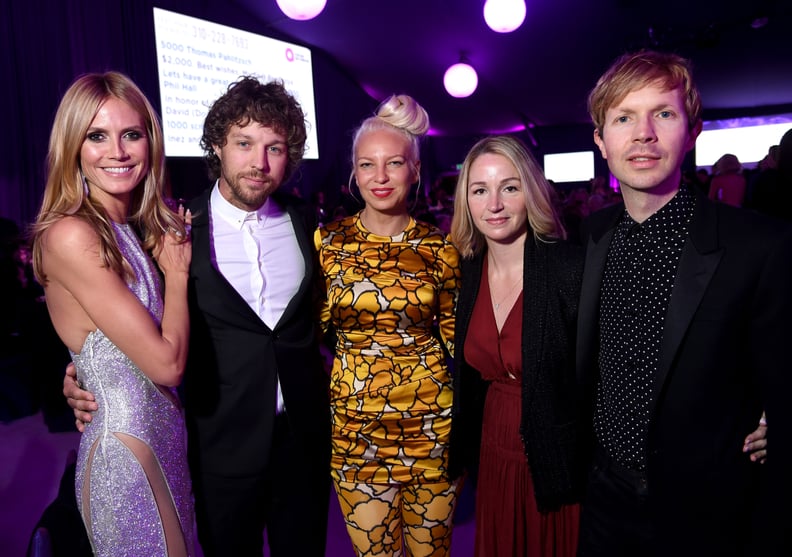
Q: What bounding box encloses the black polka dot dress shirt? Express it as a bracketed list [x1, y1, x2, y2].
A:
[595, 186, 695, 472]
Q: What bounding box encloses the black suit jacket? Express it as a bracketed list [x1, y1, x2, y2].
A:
[184, 187, 330, 478]
[577, 194, 792, 554]
[450, 236, 586, 511]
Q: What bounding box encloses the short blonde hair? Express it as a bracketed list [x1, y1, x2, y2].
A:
[450, 135, 565, 258]
[588, 50, 702, 136]
[351, 94, 428, 170]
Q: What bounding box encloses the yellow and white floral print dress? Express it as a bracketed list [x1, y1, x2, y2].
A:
[315, 214, 460, 484]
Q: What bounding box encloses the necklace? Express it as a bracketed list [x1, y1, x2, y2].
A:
[492, 274, 522, 312]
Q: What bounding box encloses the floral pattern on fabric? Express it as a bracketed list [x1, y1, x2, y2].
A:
[315, 214, 460, 484]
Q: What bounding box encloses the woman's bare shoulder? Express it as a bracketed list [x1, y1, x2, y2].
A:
[42, 216, 100, 254]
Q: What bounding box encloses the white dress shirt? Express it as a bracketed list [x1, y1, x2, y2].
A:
[209, 183, 304, 413]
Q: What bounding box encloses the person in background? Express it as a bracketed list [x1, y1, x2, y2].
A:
[750, 128, 792, 221]
[449, 136, 584, 557]
[577, 49, 792, 556]
[755, 144, 779, 174]
[339, 179, 365, 217]
[708, 153, 746, 206]
[315, 94, 460, 556]
[310, 189, 328, 227]
[64, 76, 331, 557]
[32, 71, 193, 556]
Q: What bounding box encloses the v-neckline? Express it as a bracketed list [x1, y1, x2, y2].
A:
[483, 258, 522, 335]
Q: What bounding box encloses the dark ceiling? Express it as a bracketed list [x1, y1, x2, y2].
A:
[230, 0, 792, 137]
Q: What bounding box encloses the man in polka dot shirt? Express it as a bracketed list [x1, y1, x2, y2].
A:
[576, 50, 792, 557]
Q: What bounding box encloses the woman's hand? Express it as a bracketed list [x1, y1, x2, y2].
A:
[154, 207, 192, 276]
[743, 412, 767, 464]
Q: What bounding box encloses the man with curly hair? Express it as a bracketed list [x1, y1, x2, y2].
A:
[66, 77, 330, 557]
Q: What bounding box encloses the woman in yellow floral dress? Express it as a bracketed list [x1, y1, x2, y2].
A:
[315, 94, 460, 556]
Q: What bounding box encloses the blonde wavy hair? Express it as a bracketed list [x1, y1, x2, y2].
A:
[450, 135, 566, 258]
[31, 71, 185, 284]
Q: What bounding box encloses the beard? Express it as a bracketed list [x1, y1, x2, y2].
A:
[220, 169, 279, 211]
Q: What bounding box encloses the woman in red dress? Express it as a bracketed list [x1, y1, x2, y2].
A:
[449, 135, 584, 557]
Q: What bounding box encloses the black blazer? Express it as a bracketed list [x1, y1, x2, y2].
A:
[577, 194, 792, 554]
[449, 235, 586, 511]
[183, 188, 330, 478]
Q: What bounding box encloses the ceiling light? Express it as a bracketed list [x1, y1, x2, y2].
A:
[483, 0, 527, 33]
[444, 61, 478, 98]
[275, 0, 327, 21]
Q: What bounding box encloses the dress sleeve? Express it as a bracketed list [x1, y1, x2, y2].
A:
[313, 227, 332, 335]
[436, 237, 461, 357]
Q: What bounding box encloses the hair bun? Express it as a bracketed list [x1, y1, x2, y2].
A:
[376, 94, 429, 137]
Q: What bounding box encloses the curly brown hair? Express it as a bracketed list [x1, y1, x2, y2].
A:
[200, 77, 307, 181]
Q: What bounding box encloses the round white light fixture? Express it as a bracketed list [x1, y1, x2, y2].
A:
[443, 62, 478, 98]
[275, 0, 327, 21]
[483, 0, 527, 33]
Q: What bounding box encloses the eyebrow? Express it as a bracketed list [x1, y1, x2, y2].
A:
[228, 132, 253, 140]
[613, 102, 676, 114]
[85, 125, 146, 134]
[356, 154, 407, 161]
[468, 176, 520, 187]
[228, 132, 286, 145]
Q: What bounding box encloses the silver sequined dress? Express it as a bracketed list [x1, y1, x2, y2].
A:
[71, 222, 194, 556]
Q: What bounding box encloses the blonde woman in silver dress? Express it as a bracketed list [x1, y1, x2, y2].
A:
[31, 72, 193, 556]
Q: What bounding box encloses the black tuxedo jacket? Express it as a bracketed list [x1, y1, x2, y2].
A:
[576, 194, 792, 554]
[183, 187, 330, 478]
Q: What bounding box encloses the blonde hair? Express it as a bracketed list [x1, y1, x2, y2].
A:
[31, 71, 184, 284]
[712, 153, 742, 175]
[588, 50, 702, 136]
[350, 94, 429, 183]
[450, 135, 566, 258]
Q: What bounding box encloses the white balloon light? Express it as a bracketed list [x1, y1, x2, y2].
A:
[443, 62, 478, 98]
[275, 0, 327, 21]
[483, 0, 527, 33]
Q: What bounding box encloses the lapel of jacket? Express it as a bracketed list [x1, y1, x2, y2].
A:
[457, 252, 483, 364]
[188, 187, 270, 332]
[576, 204, 622, 387]
[522, 237, 546, 407]
[650, 195, 722, 407]
[274, 198, 314, 330]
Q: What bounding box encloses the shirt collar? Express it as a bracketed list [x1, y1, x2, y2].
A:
[210, 182, 275, 230]
[618, 184, 694, 236]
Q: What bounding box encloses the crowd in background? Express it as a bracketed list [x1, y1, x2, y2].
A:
[1, 216, 70, 427]
[8, 124, 773, 440]
[4, 127, 791, 431]
[4, 132, 790, 366]
[293, 126, 792, 242]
